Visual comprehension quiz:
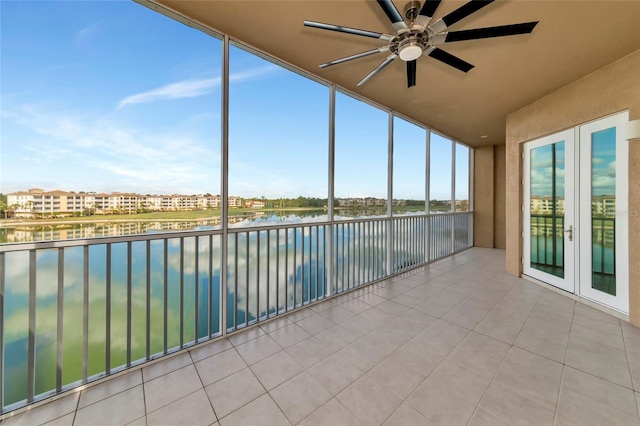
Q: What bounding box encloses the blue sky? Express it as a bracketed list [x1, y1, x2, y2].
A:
[1, 0, 466, 201]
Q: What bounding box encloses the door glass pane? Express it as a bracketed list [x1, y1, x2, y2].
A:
[530, 142, 565, 278]
[591, 127, 616, 295]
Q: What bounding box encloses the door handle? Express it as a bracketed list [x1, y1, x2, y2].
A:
[564, 225, 573, 242]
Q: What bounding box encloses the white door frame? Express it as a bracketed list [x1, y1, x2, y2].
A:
[578, 111, 629, 313]
[523, 128, 575, 293]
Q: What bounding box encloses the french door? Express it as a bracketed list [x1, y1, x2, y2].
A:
[523, 112, 629, 313]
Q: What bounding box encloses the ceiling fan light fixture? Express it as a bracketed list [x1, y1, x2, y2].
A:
[399, 43, 423, 61]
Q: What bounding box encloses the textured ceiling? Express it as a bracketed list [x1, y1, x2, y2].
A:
[150, 0, 640, 147]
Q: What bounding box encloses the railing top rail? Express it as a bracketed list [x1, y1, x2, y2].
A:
[0, 211, 473, 252]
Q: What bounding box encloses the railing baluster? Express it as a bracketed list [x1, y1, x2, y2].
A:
[163, 239, 168, 354]
[266, 230, 270, 318]
[126, 241, 132, 367]
[256, 231, 260, 321]
[56, 248, 64, 393]
[106, 244, 111, 374]
[195, 236, 199, 341]
[245, 232, 249, 327]
[179, 237, 184, 348]
[146, 240, 150, 359]
[0, 252, 4, 410]
[83, 245, 88, 383]
[234, 233, 238, 330]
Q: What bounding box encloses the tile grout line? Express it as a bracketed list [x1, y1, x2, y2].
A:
[189, 348, 220, 425]
[553, 365, 568, 426]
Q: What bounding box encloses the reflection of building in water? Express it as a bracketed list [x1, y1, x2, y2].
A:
[592, 195, 616, 216]
[530, 195, 565, 215]
[7, 188, 244, 218]
[4, 218, 224, 242]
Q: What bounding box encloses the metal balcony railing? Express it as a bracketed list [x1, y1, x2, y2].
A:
[0, 211, 472, 414]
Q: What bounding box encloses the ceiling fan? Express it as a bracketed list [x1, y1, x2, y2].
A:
[304, 0, 538, 87]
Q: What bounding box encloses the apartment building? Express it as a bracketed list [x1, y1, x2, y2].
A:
[6, 189, 238, 217]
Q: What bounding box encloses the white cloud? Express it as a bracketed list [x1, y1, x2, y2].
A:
[117, 65, 280, 109]
[118, 77, 221, 109]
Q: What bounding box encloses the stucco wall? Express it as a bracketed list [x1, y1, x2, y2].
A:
[474, 146, 495, 247]
[505, 49, 640, 325]
[494, 144, 506, 249]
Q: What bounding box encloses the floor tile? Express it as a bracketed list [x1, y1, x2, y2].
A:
[514, 317, 570, 363]
[480, 381, 555, 426]
[142, 352, 192, 382]
[75, 385, 145, 426]
[194, 348, 246, 386]
[355, 293, 387, 307]
[219, 394, 290, 426]
[268, 323, 311, 348]
[40, 412, 74, 426]
[411, 319, 470, 358]
[270, 372, 332, 424]
[387, 341, 444, 376]
[189, 338, 233, 362]
[376, 300, 411, 316]
[557, 366, 640, 426]
[285, 337, 334, 369]
[78, 370, 142, 409]
[407, 375, 478, 426]
[319, 306, 355, 324]
[144, 364, 203, 413]
[570, 322, 626, 351]
[228, 326, 265, 347]
[298, 398, 362, 426]
[205, 368, 265, 419]
[565, 333, 632, 388]
[146, 389, 216, 426]
[339, 299, 374, 315]
[446, 331, 510, 378]
[573, 309, 622, 336]
[307, 354, 363, 395]
[425, 360, 492, 405]
[250, 351, 302, 390]
[367, 356, 426, 399]
[360, 328, 409, 356]
[336, 375, 402, 425]
[336, 338, 388, 372]
[1, 393, 80, 426]
[295, 314, 335, 336]
[234, 334, 282, 365]
[314, 325, 358, 352]
[467, 408, 510, 426]
[492, 346, 563, 411]
[357, 307, 396, 326]
[382, 403, 435, 426]
[259, 316, 293, 334]
[337, 315, 379, 338]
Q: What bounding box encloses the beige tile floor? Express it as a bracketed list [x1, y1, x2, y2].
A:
[2, 248, 640, 426]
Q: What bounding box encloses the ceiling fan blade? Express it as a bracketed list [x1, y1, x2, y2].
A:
[414, 0, 442, 29]
[377, 0, 409, 32]
[407, 60, 417, 88]
[443, 21, 538, 43]
[319, 47, 388, 68]
[357, 54, 398, 86]
[427, 48, 474, 72]
[429, 0, 494, 33]
[420, 0, 442, 18]
[304, 21, 393, 41]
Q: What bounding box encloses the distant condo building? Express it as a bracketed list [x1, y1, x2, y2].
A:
[6, 188, 243, 218]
